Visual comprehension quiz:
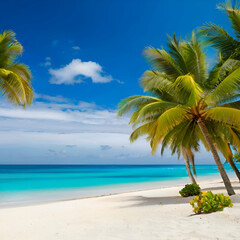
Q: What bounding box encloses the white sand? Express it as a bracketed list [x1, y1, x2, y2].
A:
[1, 178, 240, 240]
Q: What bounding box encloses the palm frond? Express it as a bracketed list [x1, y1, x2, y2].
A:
[199, 23, 238, 59]
[182, 31, 207, 85]
[0, 30, 23, 67]
[8, 63, 32, 82]
[160, 120, 192, 155]
[166, 34, 188, 74]
[0, 69, 33, 106]
[219, 94, 240, 109]
[172, 74, 203, 106]
[151, 107, 189, 154]
[205, 107, 240, 128]
[130, 122, 154, 143]
[206, 65, 240, 105]
[228, 127, 240, 151]
[144, 47, 183, 79]
[117, 95, 160, 117]
[207, 59, 240, 89]
[0, 30, 33, 107]
[140, 70, 173, 92]
[218, 1, 240, 39]
[138, 101, 178, 119]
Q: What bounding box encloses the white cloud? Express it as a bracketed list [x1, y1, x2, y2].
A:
[0, 95, 159, 164]
[0, 95, 129, 133]
[0, 108, 72, 121]
[0, 94, 213, 164]
[72, 46, 80, 50]
[35, 93, 69, 103]
[49, 59, 113, 85]
[0, 104, 125, 126]
[78, 101, 97, 110]
[41, 57, 52, 67]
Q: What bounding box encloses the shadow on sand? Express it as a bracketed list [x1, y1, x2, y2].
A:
[119, 195, 191, 208]
[201, 186, 240, 191]
[119, 184, 240, 208]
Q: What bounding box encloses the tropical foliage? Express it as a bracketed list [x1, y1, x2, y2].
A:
[118, 31, 240, 195]
[190, 191, 233, 214]
[0, 30, 33, 107]
[199, 0, 240, 180]
[200, 1, 240, 61]
[179, 183, 201, 197]
[232, 146, 240, 162]
[233, 153, 240, 162]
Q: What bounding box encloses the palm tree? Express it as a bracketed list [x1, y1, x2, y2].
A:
[118, 32, 240, 195]
[0, 30, 33, 107]
[199, 0, 240, 179]
[199, 1, 240, 61]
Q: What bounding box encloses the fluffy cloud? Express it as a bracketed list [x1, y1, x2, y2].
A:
[0, 94, 163, 164]
[35, 93, 69, 103]
[0, 104, 127, 126]
[0, 95, 129, 134]
[41, 57, 52, 67]
[78, 101, 97, 110]
[0, 94, 212, 164]
[49, 59, 113, 85]
[72, 46, 80, 50]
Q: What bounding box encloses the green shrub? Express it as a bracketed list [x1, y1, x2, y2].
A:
[179, 183, 201, 197]
[190, 191, 233, 214]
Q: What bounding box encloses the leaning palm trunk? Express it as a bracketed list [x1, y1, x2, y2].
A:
[182, 148, 196, 184]
[197, 118, 235, 195]
[225, 143, 240, 181]
[228, 157, 240, 182]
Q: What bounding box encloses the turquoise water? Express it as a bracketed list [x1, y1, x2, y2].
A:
[0, 164, 238, 206]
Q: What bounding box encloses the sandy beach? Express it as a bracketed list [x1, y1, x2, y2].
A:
[1, 178, 240, 240]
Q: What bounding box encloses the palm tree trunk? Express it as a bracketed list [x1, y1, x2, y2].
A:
[226, 143, 240, 181]
[228, 157, 240, 182]
[197, 118, 235, 195]
[183, 155, 197, 184]
[182, 148, 197, 184]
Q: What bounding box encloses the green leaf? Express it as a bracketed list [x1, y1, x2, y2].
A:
[207, 66, 240, 105]
[199, 23, 238, 59]
[172, 74, 203, 106]
[217, 1, 240, 40]
[0, 30, 33, 107]
[117, 95, 160, 116]
[151, 107, 189, 154]
[144, 47, 183, 79]
[205, 107, 240, 128]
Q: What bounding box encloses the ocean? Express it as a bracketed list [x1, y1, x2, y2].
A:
[0, 164, 238, 207]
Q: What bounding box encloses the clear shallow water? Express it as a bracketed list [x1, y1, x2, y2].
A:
[0, 164, 238, 207]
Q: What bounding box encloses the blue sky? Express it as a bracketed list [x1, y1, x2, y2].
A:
[0, 0, 232, 164]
